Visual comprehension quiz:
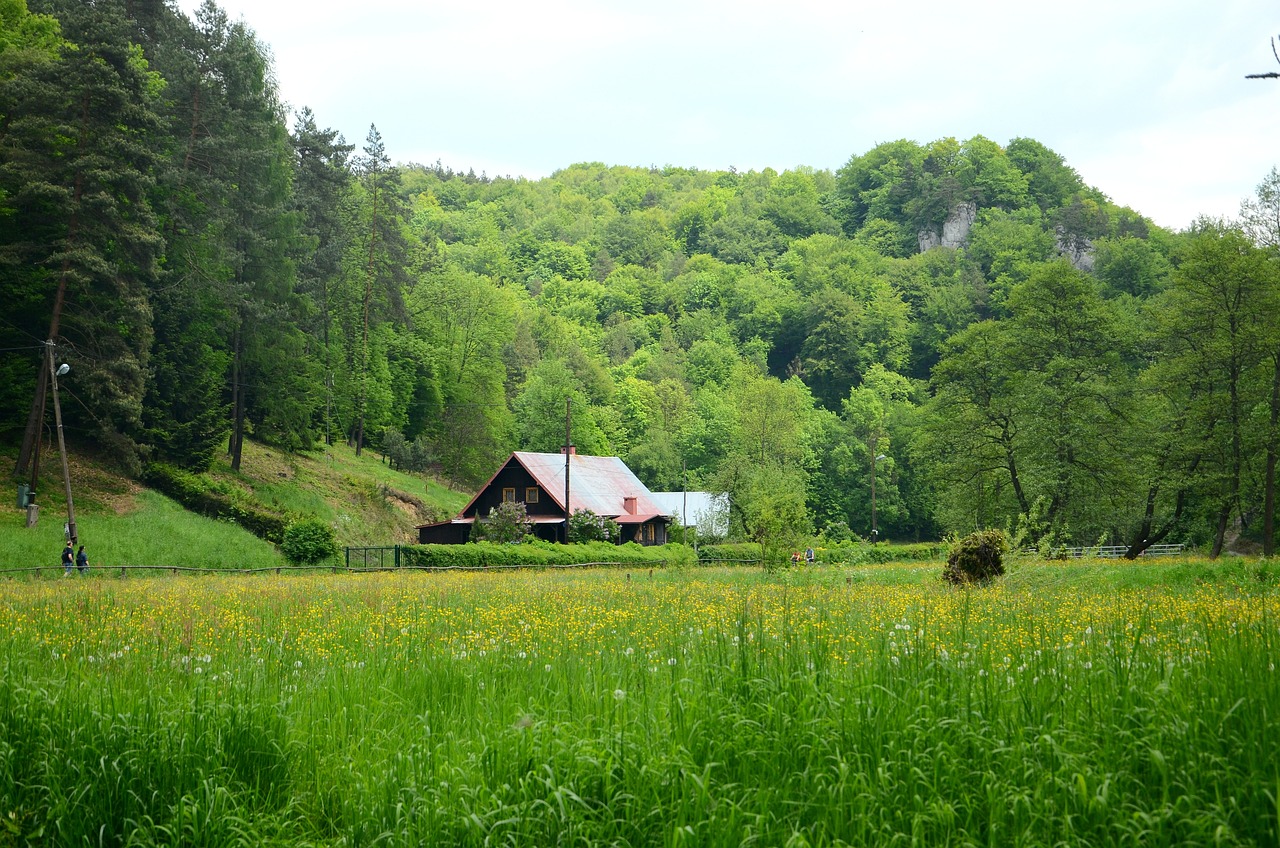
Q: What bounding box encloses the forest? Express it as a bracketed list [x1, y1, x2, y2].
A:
[3, 0, 1280, 558]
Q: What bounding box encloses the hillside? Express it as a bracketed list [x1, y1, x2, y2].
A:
[1, 441, 469, 570]
[203, 439, 469, 546]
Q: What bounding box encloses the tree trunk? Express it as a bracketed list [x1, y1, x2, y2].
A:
[1264, 346, 1280, 556]
[355, 164, 379, 459]
[228, 323, 244, 471]
[1003, 429, 1030, 517]
[1125, 487, 1187, 559]
[1211, 501, 1231, 558]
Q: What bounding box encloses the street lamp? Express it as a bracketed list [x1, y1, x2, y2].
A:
[47, 344, 77, 545]
[871, 453, 887, 544]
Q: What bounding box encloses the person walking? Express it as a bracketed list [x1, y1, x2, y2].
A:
[61, 541, 74, 576]
[76, 545, 89, 574]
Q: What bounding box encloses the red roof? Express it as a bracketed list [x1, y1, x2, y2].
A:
[613, 513, 666, 524]
[514, 451, 666, 518]
[454, 451, 669, 520]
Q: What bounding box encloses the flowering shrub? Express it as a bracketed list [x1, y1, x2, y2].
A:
[471, 501, 534, 544]
[567, 508, 618, 544]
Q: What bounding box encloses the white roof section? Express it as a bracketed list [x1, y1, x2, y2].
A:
[650, 491, 729, 536]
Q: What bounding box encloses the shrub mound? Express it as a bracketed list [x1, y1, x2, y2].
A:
[943, 529, 1007, 584]
[281, 519, 339, 565]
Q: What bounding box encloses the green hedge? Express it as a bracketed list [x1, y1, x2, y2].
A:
[401, 541, 691, 569]
[817, 541, 947, 565]
[696, 543, 760, 564]
[143, 463, 290, 544]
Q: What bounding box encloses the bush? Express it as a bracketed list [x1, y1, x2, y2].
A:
[281, 519, 339, 565]
[567, 509, 619, 544]
[821, 541, 948, 566]
[470, 501, 533, 544]
[696, 543, 760, 564]
[943, 529, 1008, 585]
[382, 427, 435, 472]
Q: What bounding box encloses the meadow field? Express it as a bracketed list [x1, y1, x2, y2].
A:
[0, 559, 1276, 847]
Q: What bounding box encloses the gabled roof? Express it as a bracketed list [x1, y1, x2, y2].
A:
[457, 451, 666, 520]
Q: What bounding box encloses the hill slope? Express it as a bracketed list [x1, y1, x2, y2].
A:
[1, 441, 469, 570]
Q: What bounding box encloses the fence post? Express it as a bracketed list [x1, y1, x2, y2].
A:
[395, 545, 401, 568]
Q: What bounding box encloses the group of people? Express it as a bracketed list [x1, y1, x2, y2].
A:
[61, 541, 88, 575]
[790, 547, 816, 565]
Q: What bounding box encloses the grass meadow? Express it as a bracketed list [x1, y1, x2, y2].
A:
[0, 559, 1276, 847]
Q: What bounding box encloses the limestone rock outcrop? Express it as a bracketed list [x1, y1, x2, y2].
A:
[917, 201, 977, 253]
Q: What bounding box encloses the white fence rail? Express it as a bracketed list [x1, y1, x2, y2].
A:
[1055, 544, 1185, 559]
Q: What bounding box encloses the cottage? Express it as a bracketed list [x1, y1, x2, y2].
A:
[418, 448, 670, 545]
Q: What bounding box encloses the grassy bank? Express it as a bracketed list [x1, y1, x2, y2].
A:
[1, 439, 471, 570]
[0, 489, 286, 571]
[0, 559, 1275, 846]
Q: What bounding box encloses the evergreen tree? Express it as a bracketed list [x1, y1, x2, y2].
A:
[290, 107, 353, 445]
[4, 0, 164, 473]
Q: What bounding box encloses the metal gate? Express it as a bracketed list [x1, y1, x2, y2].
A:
[345, 546, 401, 569]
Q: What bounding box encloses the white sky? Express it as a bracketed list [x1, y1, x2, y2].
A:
[175, 0, 1280, 231]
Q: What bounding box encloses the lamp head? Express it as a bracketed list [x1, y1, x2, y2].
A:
[56, 364, 70, 376]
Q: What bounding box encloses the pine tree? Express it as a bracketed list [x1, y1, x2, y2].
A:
[3, 0, 164, 473]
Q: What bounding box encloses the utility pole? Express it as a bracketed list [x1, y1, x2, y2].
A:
[47, 341, 77, 545]
[563, 397, 572, 544]
[871, 452, 886, 544]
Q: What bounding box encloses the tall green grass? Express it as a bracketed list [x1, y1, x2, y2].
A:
[0, 490, 284, 571]
[0, 562, 1275, 846]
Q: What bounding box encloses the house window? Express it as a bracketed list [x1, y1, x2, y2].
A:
[526, 487, 539, 503]
[502, 487, 516, 503]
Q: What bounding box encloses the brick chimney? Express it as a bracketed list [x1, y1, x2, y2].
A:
[560, 445, 576, 455]
[623, 496, 637, 515]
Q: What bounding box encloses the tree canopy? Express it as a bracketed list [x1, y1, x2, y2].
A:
[3, 0, 1277, 556]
